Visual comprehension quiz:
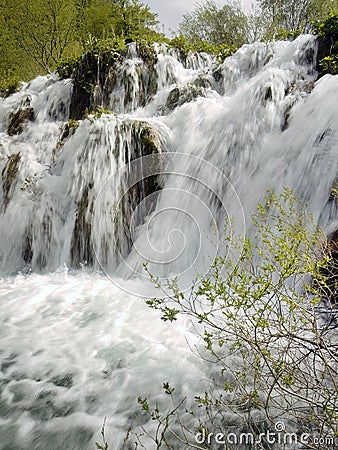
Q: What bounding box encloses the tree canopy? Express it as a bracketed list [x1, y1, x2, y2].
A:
[178, 0, 249, 47]
[1, 0, 338, 94]
[178, 0, 338, 45]
[0, 0, 159, 92]
[257, 0, 338, 35]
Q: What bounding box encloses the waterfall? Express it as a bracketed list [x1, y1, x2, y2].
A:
[0, 36, 337, 449]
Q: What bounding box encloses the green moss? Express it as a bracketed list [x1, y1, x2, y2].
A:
[68, 119, 79, 130]
[85, 107, 115, 123]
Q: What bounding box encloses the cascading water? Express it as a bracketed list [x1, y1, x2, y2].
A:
[0, 36, 337, 449]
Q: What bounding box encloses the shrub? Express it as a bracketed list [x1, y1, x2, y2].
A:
[129, 189, 338, 448]
[319, 54, 338, 74]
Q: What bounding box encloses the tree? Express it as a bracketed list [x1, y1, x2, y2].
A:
[2, 0, 79, 73]
[0, 0, 158, 92]
[130, 189, 338, 448]
[111, 0, 158, 39]
[178, 0, 249, 48]
[75, 0, 158, 43]
[257, 0, 338, 35]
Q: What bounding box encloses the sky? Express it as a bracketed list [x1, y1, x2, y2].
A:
[145, 0, 254, 34]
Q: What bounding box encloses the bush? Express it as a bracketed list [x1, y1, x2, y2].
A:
[319, 54, 338, 74]
[313, 13, 338, 41]
[128, 189, 338, 448]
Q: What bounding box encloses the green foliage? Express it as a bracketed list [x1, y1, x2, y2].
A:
[68, 119, 79, 130]
[0, 0, 158, 90]
[274, 28, 302, 41]
[0, 75, 21, 97]
[56, 56, 81, 79]
[258, 0, 338, 35]
[134, 189, 338, 447]
[84, 36, 127, 57]
[169, 35, 236, 61]
[136, 40, 158, 66]
[313, 14, 338, 75]
[319, 54, 338, 74]
[56, 37, 126, 80]
[313, 12, 338, 38]
[2, 0, 80, 73]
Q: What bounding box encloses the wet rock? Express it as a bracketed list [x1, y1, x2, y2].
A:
[264, 86, 272, 101]
[70, 188, 94, 268]
[1, 152, 21, 210]
[69, 50, 126, 119]
[69, 121, 163, 268]
[165, 84, 205, 112]
[136, 41, 158, 68]
[22, 227, 33, 264]
[7, 108, 34, 136]
[139, 125, 159, 155]
[69, 43, 160, 118]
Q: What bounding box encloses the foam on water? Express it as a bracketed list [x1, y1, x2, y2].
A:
[0, 271, 204, 449]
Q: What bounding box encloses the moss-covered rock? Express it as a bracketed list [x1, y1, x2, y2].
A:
[68, 40, 160, 118]
[165, 83, 205, 112]
[7, 108, 34, 136]
[52, 120, 79, 162]
[136, 41, 158, 67]
[67, 41, 127, 119]
[68, 120, 162, 268]
[131, 121, 162, 201]
[1, 152, 21, 210]
[139, 125, 159, 155]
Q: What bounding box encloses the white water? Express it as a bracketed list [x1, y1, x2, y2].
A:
[0, 37, 337, 449]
